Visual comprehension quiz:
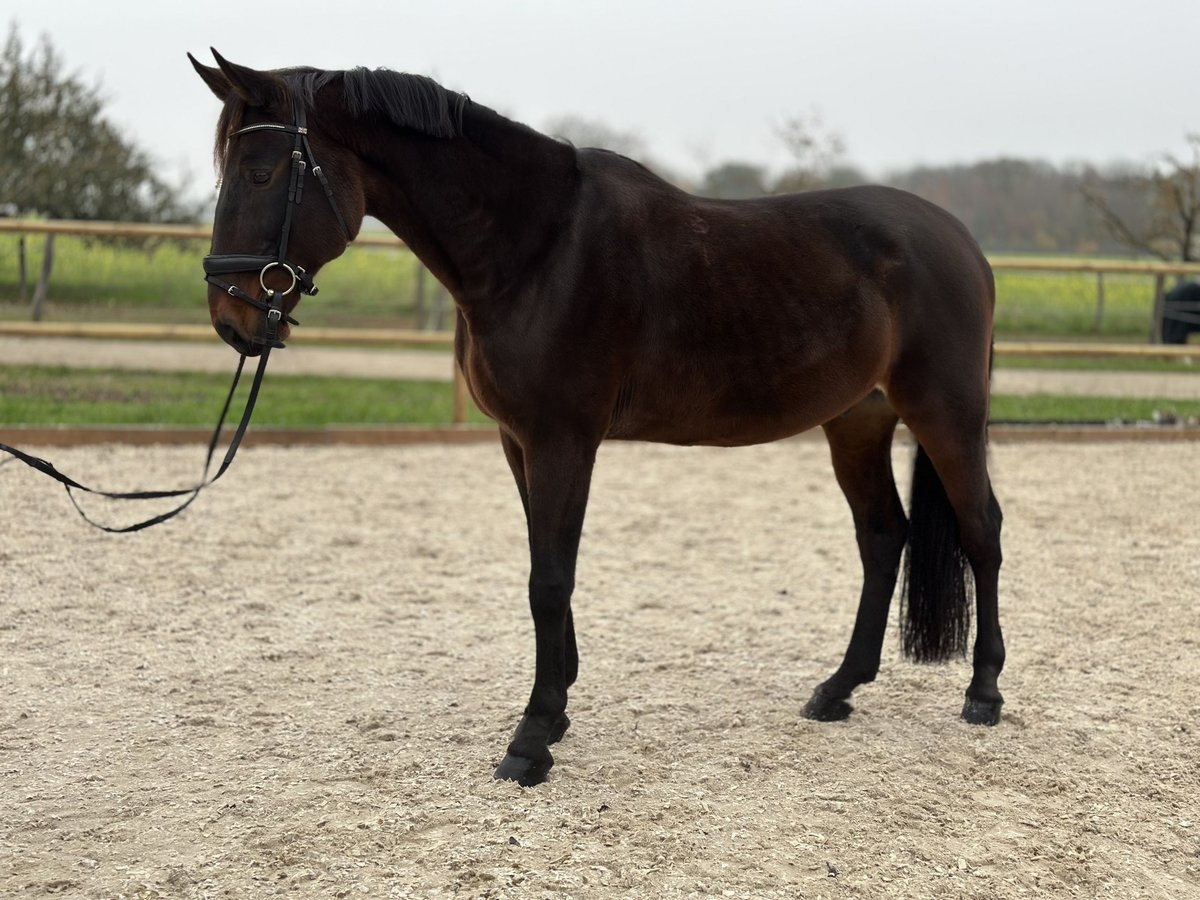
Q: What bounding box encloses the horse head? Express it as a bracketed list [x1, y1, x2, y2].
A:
[189, 50, 364, 354]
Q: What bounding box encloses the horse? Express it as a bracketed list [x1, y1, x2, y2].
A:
[189, 50, 1006, 787]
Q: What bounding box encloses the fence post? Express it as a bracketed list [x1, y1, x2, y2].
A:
[431, 283, 449, 332]
[414, 264, 427, 329]
[1092, 272, 1105, 333]
[30, 233, 55, 322]
[18, 235, 27, 303]
[1150, 273, 1166, 343]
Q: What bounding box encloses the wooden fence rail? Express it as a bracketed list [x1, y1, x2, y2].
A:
[0, 218, 405, 248]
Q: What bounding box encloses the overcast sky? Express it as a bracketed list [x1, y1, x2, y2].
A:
[7, 0, 1199, 202]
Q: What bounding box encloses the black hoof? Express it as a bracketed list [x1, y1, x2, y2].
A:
[961, 697, 1003, 726]
[494, 750, 553, 787]
[802, 688, 853, 722]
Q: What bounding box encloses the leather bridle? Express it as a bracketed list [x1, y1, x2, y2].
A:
[0, 97, 354, 532]
[202, 96, 351, 347]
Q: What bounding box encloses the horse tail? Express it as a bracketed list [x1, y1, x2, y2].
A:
[899, 443, 973, 663]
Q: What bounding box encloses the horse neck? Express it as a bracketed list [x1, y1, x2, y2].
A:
[354, 106, 580, 307]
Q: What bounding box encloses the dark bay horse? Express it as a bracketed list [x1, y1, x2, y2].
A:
[190, 51, 1006, 787]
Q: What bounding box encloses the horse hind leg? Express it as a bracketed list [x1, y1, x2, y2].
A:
[803, 393, 908, 721]
[887, 382, 1006, 726]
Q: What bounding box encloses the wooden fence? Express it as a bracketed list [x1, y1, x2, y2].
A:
[6, 218, 1200, 336]
[7, 218, 1200, 268]
[2, 218, 1200, 362]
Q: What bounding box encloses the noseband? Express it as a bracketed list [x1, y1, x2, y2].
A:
[202, 98, 351, 347]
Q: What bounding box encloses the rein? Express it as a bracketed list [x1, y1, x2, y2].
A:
[0, 96, 349, 533]
[0, 348, 271, 533]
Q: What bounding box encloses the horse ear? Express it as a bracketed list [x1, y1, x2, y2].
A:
[210, 48, 279, 107]
[188, 52, 231, 101]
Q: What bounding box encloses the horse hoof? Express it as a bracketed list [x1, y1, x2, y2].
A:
[494, 751, 553, 787]
[961, 697, 1002, 726]
[548, 713, 571, 745]
[802, 689, 853, 722]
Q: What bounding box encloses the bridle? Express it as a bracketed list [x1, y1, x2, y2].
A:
[202, 96, 351, 347]
[0, 97, 355, 532]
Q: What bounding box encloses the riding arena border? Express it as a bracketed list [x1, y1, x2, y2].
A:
[5, 422, 1200, 448]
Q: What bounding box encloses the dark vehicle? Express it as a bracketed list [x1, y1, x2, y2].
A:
[1161, 281, 1200, 344]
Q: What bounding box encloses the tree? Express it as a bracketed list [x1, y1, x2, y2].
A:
[771, 111, 852, 193]
[543, 113, 683, 184]
[698, 161, 769, 199]
[544, 114, 646, 159]
[1081, 135, 1200, 262]
[891, 158, 1096, 253]
[0, 24, 201, 318]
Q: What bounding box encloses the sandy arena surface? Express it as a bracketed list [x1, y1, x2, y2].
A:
[1, 438, 1198, 898]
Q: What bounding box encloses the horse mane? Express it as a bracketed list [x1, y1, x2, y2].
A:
[294, 68, 469, 138]
[214, 67, 469, 168]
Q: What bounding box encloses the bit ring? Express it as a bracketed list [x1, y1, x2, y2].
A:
[259, 261, 298, 296]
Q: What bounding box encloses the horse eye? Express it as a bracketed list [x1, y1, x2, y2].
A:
[252, 171, 270, 185]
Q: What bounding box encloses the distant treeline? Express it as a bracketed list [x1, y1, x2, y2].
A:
[882, 158, 1142, 256]
[684, 155, 1162, 257]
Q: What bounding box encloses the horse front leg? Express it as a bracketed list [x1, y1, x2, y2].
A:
[500, 431, 580, 696]
[494, 432, 597, 787]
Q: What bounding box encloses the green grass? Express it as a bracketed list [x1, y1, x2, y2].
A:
[989, 394, 1200, 423]
[0, 366, 491, 427]
[0, 234, 429, 328]
[992, 269, 1158, 339]
[995, 354, 1200, 373]
[0, 234, 1181, 339]
[2, 366, 1197, 427]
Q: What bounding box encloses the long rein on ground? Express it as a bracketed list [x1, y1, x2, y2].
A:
[0, 99, 349, 533]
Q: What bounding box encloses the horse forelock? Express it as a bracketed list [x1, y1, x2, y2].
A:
[211, 67, 320, 172]
[212, 97, 246, 172]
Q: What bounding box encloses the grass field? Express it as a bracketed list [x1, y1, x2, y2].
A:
[0, 366, 491, 427]
[0, 234, 433, 328]
[992, 269, 1158, 338]
[0, 233, 1184, 339]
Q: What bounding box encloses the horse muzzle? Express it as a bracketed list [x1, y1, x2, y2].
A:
[204, 256, 304, 354]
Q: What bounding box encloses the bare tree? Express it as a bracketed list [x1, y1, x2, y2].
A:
[543, 113, 683, 185]
[1082, 135, 1200, 261]
[772, 110, 848, 193]
[543, 114, 647, 158]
